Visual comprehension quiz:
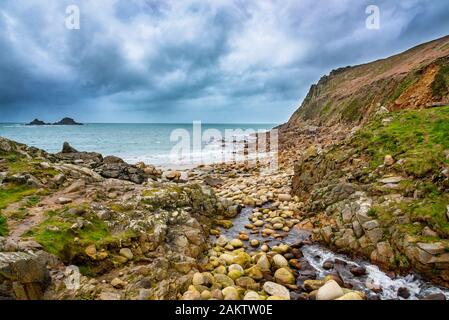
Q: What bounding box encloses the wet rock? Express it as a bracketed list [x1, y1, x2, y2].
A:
[272, 254, 289, 268]
[397, 287, 410, 299]
[350, 266, 367, 277]
[316, 280, 344, 300]
[182, 290, 201, 300]
[229, 239, 243, 248]
[244, 291, 261, 300]
[274, 268, 295, 285]
[304, 280, 325, 292]
[322, 260, 334, 270]
[278, 194, 292, 202]
[204, 176, 224, 187]
[336, 292, 364, 300]
[421, 293, 446, 300]
[222, 286, 240, 300]
[263, 281, 290, 300]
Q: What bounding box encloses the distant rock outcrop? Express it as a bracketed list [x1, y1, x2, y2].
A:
[27, 119, 48, 126]
[26, 117, 83, 126]
[53, 117, 83, 125]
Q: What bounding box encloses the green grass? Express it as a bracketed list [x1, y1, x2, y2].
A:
[0, 215, 7, 236]
[432, 64, 449, 99]
[4, 152, 59, 178]
[29, 207, 135, 262]
[390, 72, 419, 102]
[0, 184, 36, 210]
[354, 106, 449, 177]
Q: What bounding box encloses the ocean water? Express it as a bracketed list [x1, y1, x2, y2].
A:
[0, 123, 276, 168]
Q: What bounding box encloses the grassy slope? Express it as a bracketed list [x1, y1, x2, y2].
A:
[352, 106, 449, 238]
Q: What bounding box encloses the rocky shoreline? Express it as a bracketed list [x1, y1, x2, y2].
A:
[1, 125, 448, 300]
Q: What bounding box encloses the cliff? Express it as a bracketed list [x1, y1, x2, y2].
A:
[283, 35, 449, 129]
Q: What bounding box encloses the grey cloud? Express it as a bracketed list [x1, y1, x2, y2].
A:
[0, 0, 448, 123]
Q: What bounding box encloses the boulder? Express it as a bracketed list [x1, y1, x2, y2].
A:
[274, 268, 295, 284]
[316, 280, 344, 300]
[272, 254, 289, 268]
[0, 252, 51, 300]
[263, 281, 290, 300]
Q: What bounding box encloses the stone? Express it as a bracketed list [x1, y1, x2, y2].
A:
[211, 289, 224, 300]
[214, 274, 234, 288]
[62, 141, 79, 153]
[0, 252, 50, 300]
[352, 220, 363, 238]
[216, 235, 229, 247]
[228, 264, 244, 273]
[384, 155, 394, 166]
[421, 293, 446, 300]
[274, 268, 295, 285]
[250, 239, 260, 247]
[182, 290, 201, 300]
[57, 197, 72, 204]
[201, 290, 212, 300]
[111, 277, 127, 289]
[238, 233, 249, 241]
[229, 238, 243, 248]
[362, 220, 380, 231]
[322, 260, 334, 270]
[236, 277, 258, 290]
[119, 248, 134, 260]
[272, 254, 289, 268]
[397, 287, 410, 299]
[378, 176, 404, 184]
[335, 292, 363, 300]
[85, 245, 97, 259]
[222, 286, 240, 300]
[99, 292, 122, 300]
[417, 242, 446, 255]
[304, 280, 325, 291]
[366, 228, 383, 244]
[316, 280, 344, 300]
[422, 227, 438, 238]
[192, 272, 205, 286]
[246, 265, 263, 280]
[263, 281, 290, 300]
[278, 194, 292, 202]
[232, 252, 251, 268]
[256, 255, 271, 270]
[350, 266, 366, 276]
[244, 291, 261, 300]
[321, 226, 333, 243]
[227, 269, 243, 281]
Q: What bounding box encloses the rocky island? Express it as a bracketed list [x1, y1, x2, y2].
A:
[27, 119, 49, 126]
[27, 117, 83, 126]
[1, 35, 449, 301]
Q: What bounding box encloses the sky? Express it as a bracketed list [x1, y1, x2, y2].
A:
[0, 0, 448, 123]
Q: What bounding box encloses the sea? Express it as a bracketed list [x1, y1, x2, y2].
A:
[0, 123, 277, 169]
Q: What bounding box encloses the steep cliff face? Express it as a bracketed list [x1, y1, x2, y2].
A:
[284, 35, 449, 128]
[286, 36, 449, 286]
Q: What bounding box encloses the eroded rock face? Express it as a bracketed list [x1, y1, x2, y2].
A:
[0, 252, 51, 300]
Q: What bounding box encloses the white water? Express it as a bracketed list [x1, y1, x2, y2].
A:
[301, 245, 449, 300]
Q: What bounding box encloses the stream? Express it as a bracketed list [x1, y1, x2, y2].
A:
[217, 206, 449, 300]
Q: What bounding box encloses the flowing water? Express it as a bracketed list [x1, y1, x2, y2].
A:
[218, 206, 449, 300]
[0, 123, 275, 168]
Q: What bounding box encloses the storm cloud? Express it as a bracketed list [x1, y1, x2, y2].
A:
[0, 0, 448, 123]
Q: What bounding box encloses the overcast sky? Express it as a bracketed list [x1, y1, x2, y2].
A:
[0, 0, 448, 123]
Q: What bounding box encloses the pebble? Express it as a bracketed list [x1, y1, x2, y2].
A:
[272, 254, 289, 268]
